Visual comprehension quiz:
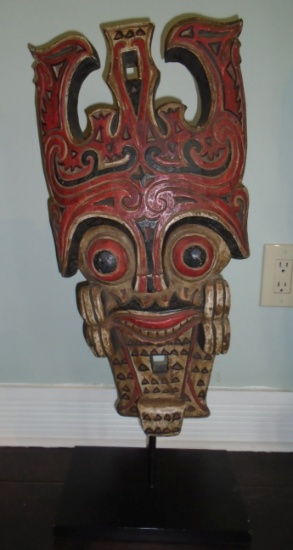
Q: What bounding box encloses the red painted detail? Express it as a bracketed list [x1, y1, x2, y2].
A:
[113, 309, 196, 330]
[136, 274, 147, 293]
[153, 273, 164, 292]
[187, 374, 209, 413]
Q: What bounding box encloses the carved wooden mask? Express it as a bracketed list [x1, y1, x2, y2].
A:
[30, 17, 249, 437]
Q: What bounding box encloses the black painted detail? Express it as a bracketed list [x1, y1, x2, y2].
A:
[131, 165, 154, 187]
[198, 30, 230, 38]
[126, 30, 134, 39]
[54, 146, 137, 187]
[209, 42, 221, 56]
[146, 140, 231, 177]
[138, 363, 149, 372]
[197, 323, 205, 351]
[93, 251, 117, 274]
[67, 56, 100, 141]
[121, 293, 195, 313]
[114, 31, 123, 40]
[183, 246, 207, 268]
[136, 28, 146, 36]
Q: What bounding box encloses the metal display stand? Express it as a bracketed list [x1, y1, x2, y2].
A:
[54, 440, 252, 547]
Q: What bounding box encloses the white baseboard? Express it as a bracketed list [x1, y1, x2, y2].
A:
[0, 385, 292, 451]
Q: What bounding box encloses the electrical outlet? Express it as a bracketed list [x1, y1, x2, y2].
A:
[261, 244, 293, 306]
[273, 260, 292, 294]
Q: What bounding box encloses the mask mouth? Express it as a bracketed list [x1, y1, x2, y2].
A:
[111, 309, 200, 342]
[111, 311, 210, 436]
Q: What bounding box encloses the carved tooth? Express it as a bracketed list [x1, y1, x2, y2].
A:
[138, 295, 155, 308]
[156, 292, 171, 308]
[176, 286, 192, 303]
[115, 288, 134, 306]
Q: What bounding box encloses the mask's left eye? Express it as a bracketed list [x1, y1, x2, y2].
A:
[78, 225, 135, 284]
[163, 223, 231, 287]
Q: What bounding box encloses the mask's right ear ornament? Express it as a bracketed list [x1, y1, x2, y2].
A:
[30, 16, 249, 437]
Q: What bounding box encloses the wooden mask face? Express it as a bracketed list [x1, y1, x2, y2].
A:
[30, 17, 248, 436]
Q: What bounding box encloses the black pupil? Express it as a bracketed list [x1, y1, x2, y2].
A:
[183, 246, 206, 268]
[94, 250, 117, 274]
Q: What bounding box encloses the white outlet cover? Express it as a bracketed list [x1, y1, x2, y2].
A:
[261, 244, 293, 307]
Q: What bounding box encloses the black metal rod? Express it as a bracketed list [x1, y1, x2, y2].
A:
[147, 436, 157, 489]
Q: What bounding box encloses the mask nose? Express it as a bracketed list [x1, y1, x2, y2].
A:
[134, 272, 167, 294]
[135, 219, 167, 293]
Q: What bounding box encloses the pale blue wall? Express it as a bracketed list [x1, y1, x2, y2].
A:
[1, 0, 293, 388]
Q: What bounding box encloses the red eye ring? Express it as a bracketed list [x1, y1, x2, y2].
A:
[87, 238, 128, 281]
[172, 235, 214, 278]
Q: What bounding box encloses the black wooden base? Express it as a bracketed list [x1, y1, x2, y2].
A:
[53, 446, 252, 547]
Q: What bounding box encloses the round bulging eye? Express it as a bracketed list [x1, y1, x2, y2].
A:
[172, 235, 214, 278]
[183, 246, 207, 269]
[78, 225, 136, 285]
[93, 250, 117, 274]
[87, 238, 128, 282]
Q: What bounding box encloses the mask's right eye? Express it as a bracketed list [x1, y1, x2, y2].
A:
[78, 224, 135, 285]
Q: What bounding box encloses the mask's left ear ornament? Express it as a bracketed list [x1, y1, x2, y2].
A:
[30, 17, 248, 437]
